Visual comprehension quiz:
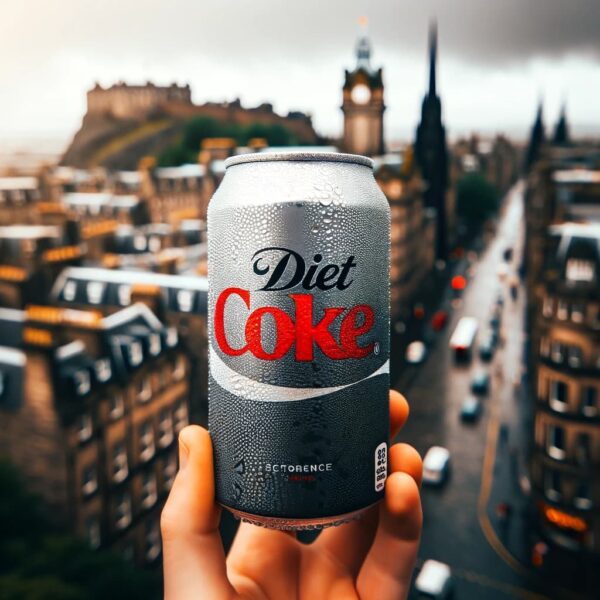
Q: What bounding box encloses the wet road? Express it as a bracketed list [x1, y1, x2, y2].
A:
[398, 183, 555, 600]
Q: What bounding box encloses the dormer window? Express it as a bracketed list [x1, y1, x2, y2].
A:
[145, 518, 161, 562]
[109, 393, 124, 420]
[114, 492, 132, 530]
[158, 409, 174, 448]
[112, 442, 129, 483]
[549, 380, 568, 413]
[95, 358, 112, 382]
[550, 342, 564, 364]
[86, 281, 105, 304]
[173, 402, 188, 434]
[74, 370, 91, 395]
[149, 333, 161, 356]
[137, 376, 152, 403]
[566, 259, 594, 283]
[173, 355, 186, 381]
[556, 300, 568, 321]
[542, 296, 553, 318]
[166, 327, 178, 347]
[118, 284, 131, 306]
[177, 289, 194, 313]
[63, 280, 77, 301]
[128, 341, 143, 366]
[567, 346, 582, 368]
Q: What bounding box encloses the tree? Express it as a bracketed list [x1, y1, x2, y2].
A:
[456, 173, 499, 228]
[0, 461, 160, 600]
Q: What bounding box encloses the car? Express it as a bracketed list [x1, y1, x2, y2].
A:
[479, 333, 495, 361]
[422, 446, 450, 486]
[406, 341, 427, 364]
[414, 559, 453, 599]
[460, 396, 482, 421]
[471, 370, 490, 395]
[431, 310, 448, 331]
[489, 308, 502, 329]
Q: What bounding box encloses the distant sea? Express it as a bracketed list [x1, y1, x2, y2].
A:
[0, 135, 67, 174]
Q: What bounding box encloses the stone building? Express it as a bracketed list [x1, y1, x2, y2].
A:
[0, 224, 82, 308]
[50, 267, 208, 425]
[87, 82, 192, 120]
[0, 176, 42, 225]
[374, 151, 435, 320]
[0, 303, 190, 565]
[341, 31, 385, 157]
[529, 223, 600, 553]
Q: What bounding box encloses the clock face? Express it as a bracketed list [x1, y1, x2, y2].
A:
[351, 84, 371, 105]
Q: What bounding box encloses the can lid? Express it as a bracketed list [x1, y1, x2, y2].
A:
[224, 151, 373, 169]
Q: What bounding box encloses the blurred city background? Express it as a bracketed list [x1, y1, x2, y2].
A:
[0, 1, 599, 599]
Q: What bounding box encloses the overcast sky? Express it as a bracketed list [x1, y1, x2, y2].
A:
[0, 0, 599, 151]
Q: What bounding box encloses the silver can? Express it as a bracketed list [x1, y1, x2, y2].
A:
[207, 151, 390, 529]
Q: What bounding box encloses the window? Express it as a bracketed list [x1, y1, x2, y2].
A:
[547, 425, 566, 460]
[539, 337, 550, 358]
[557, 300, 569, 321]
[139, 421, 155, 462]
[85, 517, 101, 549]
[128, 341, 143, 367]
[95, 358, 112, 382]
[114, 492, 132, 530]
[118, 284, 131, 306]
[571, 303, 585, 324]
[542, 296, 553, 318]
[177, 290, 194, 313]
[149, 333, 161, 356]
[112, 443, 129, 483]
[574, 482, 593, 510]
[163, 453, 177, 491]
[575, 434, 591, 465]
[173, 402, 188, 434]
[109, 393, 124, 420]
[544, 470, 562, 503]
[82, 464, 98, 496]
[145, 518, 161, 562]
[173, 355, 186, 381]
[141, 471, 157, 509]
[133, 234, 147, 251]
[581, 387, 598, 417]
[137, 376, 152, 403]
[77, 413, 93, 443]
[566, 259, 595, 283]
[74, 370, 91, 395]
[166, 327, 178, 348]
[86, 281, 105, 304]
[550, 341, 565, 364]
[567, 346, 582, 369]
[158, 409, 174, 448]
[549, 381, 568, 413]
[63, 280, 77, 301]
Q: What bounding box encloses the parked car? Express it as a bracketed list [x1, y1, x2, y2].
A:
[460, 396, 482, 422]
[422, 446, 451, 486]
[406, 341, 427, 364]
[479, 334, 495, 361]
[489, 308, 502, 330]
[415, 559, 453, 599]
[431, 310, 448, 331]
[471, 370, 490, 395]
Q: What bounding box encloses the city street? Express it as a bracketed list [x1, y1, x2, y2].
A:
[396, 183, 574, 600]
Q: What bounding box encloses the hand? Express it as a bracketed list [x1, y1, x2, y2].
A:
[161, 390, 423, 600]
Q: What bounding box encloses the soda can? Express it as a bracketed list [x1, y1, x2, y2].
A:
[208, 151, 390, 529]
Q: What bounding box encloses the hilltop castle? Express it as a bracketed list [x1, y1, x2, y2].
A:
[87, 82, 192, 120]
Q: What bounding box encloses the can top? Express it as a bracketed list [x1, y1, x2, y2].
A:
[224, 151, 373, 169]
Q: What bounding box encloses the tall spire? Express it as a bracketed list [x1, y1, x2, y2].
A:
[553, 101, 570, 145]
[428, 20, 437, 97]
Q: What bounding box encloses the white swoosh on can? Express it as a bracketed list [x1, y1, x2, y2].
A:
[210, 346, 390, 402]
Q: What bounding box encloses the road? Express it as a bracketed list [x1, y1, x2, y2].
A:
[397, 182, 560, 600]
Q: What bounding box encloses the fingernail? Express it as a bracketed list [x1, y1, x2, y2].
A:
[179, 435, 189, 470]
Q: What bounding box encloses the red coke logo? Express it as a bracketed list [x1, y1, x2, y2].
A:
[214, 248, 375, 362]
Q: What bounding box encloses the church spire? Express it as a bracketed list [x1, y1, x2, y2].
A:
[553, 101, 570, 146]
[428, 20, 437, 97]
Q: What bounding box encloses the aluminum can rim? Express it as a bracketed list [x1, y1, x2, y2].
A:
[224, 151, 373, 169]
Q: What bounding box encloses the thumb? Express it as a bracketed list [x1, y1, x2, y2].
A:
[161, 426, 235, 600]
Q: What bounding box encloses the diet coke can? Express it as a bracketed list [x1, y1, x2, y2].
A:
[208, 151, 390, 529]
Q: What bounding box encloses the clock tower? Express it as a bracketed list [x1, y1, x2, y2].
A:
[341, 28, 385, 157]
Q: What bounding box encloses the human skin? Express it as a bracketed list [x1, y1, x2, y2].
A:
[161, 390, 423, 600]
